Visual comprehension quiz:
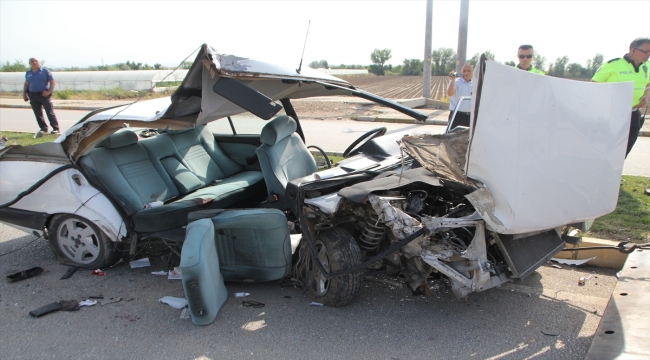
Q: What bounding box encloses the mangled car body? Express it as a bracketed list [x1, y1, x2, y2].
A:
[0, 46, 632, 322]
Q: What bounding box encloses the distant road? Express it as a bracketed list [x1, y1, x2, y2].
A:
[1, 107, 648, 176]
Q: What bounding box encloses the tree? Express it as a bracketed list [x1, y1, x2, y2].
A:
[566, 63, 588, 78]
[587, 53, 603, 76]
[369, 49, 392, 76]
[400, 58, 423, 76]
[431, 47, 456, 75]
[468, 50, 496, 66]
[308, 60, 320, 68]
[533, 54, 547, 72]
[370, 49, 392, 66]
[0, 59, 28, 72]
[318, 60, 329, 69]
[504, 61, 516, 67]
[154, 63, 162, 70]
[549, 56, 569, 77]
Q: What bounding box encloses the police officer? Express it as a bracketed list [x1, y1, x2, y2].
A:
[592, 37, 650, 157]
[447, 63, 473, 129]
[515, 45, 545, 75]
[23, 57, 60, 137]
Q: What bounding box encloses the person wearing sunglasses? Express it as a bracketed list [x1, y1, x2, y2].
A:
[515, 45, 545, 75]
[592, 37, 650, 157]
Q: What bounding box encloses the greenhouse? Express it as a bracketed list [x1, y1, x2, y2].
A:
[0, 70, 188, 92]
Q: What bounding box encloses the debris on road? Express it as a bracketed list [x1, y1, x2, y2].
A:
[130, 258, 151, 268]
[542, 330, 560, 336]
[578, 274, 594, 286]
[6, 266, 44, 283]
[60, 266, 78, 280]
[151, 271, 167, 275]
[167, 267, 182, 280]
[551, 257, 596, 266]
[234, 292, 250, 298]
[242, 300, 265, 308]
[29, 302, 62, 317]
[59, 300, 80, 311]
[79, 300, 97, 307]
[91, 269, 106, 276]
[159, 296, 188, 309]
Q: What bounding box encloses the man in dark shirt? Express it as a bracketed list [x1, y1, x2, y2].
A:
[23, 58, 60, 137]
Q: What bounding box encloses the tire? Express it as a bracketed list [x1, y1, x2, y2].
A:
[48, 214, 120, 269]
[303, 227, 363, 306]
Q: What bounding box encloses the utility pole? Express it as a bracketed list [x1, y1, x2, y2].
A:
[422, 0, 433, 98]
[456, 0, 469, 73]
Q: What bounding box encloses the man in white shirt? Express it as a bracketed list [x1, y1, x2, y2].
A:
[447, 64, 473, 129]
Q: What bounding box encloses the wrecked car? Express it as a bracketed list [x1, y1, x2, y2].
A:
[0, 47, 632, 324]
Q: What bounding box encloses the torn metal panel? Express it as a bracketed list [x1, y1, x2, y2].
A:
[368, 195, 422, 239]
[399, 129, 476, 188]
[464, 187, 507, 233]
[466, 60, 630, 234]
[338, 167, 444, 204]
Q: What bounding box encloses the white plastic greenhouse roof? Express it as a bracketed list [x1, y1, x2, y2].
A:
[0, 70, 188, 92]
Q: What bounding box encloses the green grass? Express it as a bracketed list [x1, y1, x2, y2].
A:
[0, 131, 57, 147]
[589, 176, 650, 243]
[52, 87, 175, 101]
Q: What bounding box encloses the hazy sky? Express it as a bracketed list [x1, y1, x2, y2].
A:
[1, 0, 649, 69]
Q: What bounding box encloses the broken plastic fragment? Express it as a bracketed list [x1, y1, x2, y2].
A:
[234, 292, 250, 298]
[79, 300, 97, 307]
[309, 302, 324, 306]
[130, 258, 151, 268]
[151, 271, 167, 275]
[91, 269, 106, 276]
[168, 267, 182, 280]
[159, 296, 188, 309]
[180, 308, 190, 319]
[550, 257, 595, 266]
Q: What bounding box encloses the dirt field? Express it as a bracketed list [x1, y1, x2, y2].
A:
[345, 75, 448, 100]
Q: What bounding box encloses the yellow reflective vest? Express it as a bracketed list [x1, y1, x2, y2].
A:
[515, 64, 545, 75]
[592, 56, 650, 108]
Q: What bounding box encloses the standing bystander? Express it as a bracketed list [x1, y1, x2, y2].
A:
[23, 58, 60, 138]
[592, 37, 650, 157]
[447, 63, 473, 129]
[515, 45, 545, 75]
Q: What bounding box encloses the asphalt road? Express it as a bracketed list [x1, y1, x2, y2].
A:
[0, 222, 619, 360]
[1, 108, 648, 176]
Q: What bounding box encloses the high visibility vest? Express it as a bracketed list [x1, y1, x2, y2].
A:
[515, 64, 545, 75]
[592, 56, 650, 108]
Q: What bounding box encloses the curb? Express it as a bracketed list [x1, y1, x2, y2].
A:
[0, 104, 105, 111]
[3, 103, 649, 136]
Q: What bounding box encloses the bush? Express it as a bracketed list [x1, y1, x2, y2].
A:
[368, 64, 385, 76]
[54, 89, 74, 100]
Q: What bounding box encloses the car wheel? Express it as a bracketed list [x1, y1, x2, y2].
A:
[303, 227, 362, 306]
[48, 214, 119, 269]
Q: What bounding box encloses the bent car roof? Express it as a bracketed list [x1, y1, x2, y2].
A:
[58, 43, 426, 160]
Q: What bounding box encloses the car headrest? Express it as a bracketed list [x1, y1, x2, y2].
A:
[158, 128, 194, 135]
[260, 116, 297, 145]
[96, 130, 138, 149]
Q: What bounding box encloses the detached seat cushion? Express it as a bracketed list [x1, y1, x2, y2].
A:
[181, 218, 228, 326]
[186, 209, 291, 282]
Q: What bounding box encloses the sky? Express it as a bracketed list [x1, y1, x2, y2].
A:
[1, 0, 649, 70]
